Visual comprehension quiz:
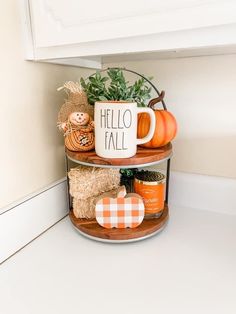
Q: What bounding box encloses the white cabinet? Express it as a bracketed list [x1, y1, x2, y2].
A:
[20, 0, 236, 68]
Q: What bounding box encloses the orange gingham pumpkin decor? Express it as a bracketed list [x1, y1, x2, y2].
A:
[95, 186, 145, 229]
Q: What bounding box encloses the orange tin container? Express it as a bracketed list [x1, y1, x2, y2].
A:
[134, 171, 165, 216]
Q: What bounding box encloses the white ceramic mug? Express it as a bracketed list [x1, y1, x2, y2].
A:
[94, 101, 156, 158]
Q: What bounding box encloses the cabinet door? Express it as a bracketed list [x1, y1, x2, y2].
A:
[29, 0, 236, 48]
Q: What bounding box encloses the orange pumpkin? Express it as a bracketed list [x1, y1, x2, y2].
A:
[95, 186, 145, 229]
[137, 91, 177, 148]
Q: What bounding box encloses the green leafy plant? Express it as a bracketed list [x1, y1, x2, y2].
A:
[80, 69, 152, 107]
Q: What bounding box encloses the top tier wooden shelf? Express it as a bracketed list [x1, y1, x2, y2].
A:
[66, 143, 172, 168]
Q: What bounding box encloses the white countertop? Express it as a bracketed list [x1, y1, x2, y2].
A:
[0, 205, 236, 314]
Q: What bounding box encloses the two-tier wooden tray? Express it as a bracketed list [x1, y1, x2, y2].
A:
[64, 67, 173, 243]
[65, 144, 172, 243]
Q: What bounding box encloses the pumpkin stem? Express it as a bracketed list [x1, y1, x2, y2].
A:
[117, 186, 127, 198]
[148, 91, 165, 109]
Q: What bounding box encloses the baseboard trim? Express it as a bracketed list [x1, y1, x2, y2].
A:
[169, 171, 236, 215]
[0, 179, 68, 263]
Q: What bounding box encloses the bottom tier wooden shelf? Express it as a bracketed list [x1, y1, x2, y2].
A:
[69, 203, 169, 243]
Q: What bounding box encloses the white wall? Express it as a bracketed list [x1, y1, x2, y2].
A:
[105, 54, 236, 178]
[1, 0, 236, 210]
[0, 0, 90, 208]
